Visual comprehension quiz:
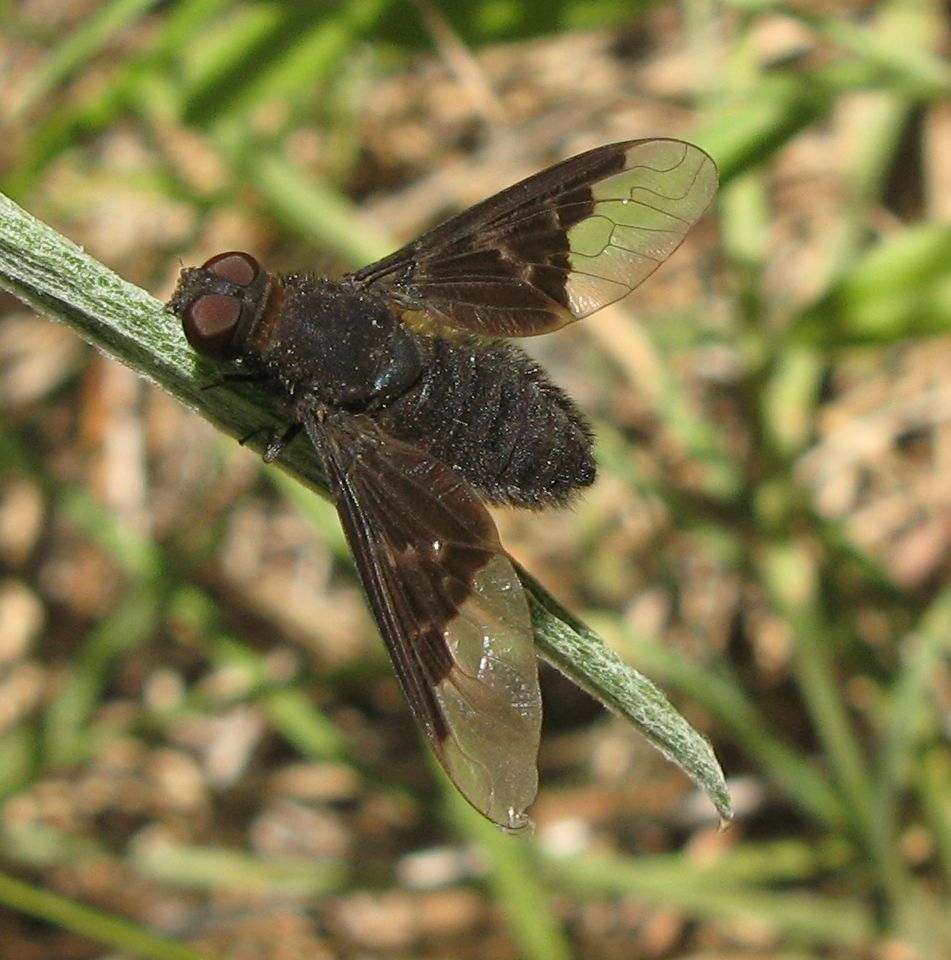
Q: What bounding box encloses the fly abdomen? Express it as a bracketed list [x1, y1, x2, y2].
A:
[379, 336, 595, 508]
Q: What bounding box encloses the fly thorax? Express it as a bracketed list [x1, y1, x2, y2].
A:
[256, 276, 422, 411]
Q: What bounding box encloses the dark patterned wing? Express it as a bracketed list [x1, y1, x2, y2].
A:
[303, 411, 542, 828]
[349, 139, 717, 337]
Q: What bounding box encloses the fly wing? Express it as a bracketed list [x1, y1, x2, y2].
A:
[305, 411, 542, 828]
[349, 139, 717, 337]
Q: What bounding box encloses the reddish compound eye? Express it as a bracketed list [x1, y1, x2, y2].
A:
[182, 293, 243, 359]
[202, 251, 260, 287]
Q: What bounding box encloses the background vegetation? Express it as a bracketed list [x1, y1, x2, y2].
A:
[1, 1, 950, 957]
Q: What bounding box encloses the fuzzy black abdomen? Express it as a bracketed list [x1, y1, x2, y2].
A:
[379, 336, 595, 507]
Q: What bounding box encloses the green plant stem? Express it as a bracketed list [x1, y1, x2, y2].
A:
[618, 624, 848, 829]
[0, 191, 732, 820]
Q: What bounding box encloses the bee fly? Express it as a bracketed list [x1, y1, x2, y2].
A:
[168, 139, 718, 828]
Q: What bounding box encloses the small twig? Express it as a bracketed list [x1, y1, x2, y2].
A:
[0, 190, 733, 821]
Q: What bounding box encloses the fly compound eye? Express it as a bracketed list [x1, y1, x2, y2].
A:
[178, 251, 268, 359]
[182, 293, 244, 359]
[202, 251, 260, 287]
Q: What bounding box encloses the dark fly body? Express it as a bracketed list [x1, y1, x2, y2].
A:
[168, 139, 718, 828]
